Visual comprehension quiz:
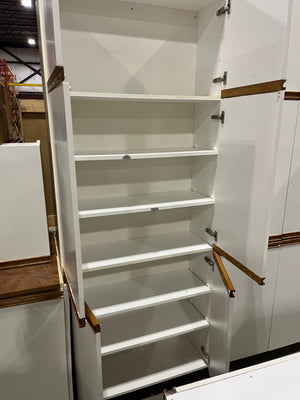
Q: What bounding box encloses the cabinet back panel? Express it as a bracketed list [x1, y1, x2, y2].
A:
[76, 158, 193, 199]
[60, 0, 197, 94]
[71, 101, 194, 152]
[80, 208, 191, 244]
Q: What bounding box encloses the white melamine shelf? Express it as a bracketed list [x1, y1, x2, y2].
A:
[81, 232, 212, 272]
[102, 335, 207, 399]
[78, 190, 215, 218]
[101, 300, 209, 356]
[70, 92, 220, 103]
[117, 0, 214, 11]
[85, 268, 210, 318]
[75, 147, 217, 162]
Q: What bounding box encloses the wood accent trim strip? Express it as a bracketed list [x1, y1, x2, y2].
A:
[85, 302, 101, 333]
[0, 255, 51, 270]
[48, 214, 57, 227]
[63, 270, 86, 328]
[0, 289, 63, 310]
[47, 65, 65, 93]
[213, 244, 265, 286]
[221, 80, 286, 99]
[213, 251, 235, 298]
[284, 91, 300, 101]
[268, 231, 300, 248]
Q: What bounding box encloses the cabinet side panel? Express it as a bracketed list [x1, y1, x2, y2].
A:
[213, 92, 283, 275]
[71, 304, 103, 400]
[207, 262, 233, 376]
[48, 82, 84, 317]
[285, 0, 300, 90]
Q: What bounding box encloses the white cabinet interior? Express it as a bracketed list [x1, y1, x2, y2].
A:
[37, 0, 291, 397]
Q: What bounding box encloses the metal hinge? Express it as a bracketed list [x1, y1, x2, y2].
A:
[206, 228, 218, 241]
[216, 0, 231, 16]
[213, 71, 227, 85]
[201, 346, 210, 365]
[204, 256, 214, 271]
[211, 111, 225, 124]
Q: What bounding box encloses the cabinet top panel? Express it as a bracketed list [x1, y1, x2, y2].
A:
[116, 0, 214, 11]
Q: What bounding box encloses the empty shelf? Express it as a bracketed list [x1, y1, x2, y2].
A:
[78, 190, 215, 218]
[81, 232, 212, 272]
[85, 268, 210, 318]
[103, 335, 207, 399]
[74, 147, 217, 161]
[70, 92, 220, 103]
[101, 300, 209, 356]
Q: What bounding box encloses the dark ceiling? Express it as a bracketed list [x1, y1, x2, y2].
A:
[0, 0, 38, 48]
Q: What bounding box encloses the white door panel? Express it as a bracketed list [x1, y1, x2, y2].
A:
[269, 245, 300, 350]
[222, 0, 290, 88]
[48, 82, 85, 318]
[283, 103, 300, 233]
[213, 92, 283, 275]
[37, 0, 63, 80]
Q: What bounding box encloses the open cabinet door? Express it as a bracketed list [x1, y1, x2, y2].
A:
[220, 0, 291, 88]
[48, 82, 85, 318]
[212, 92, 284, 275]
[36, 0, 63, 80]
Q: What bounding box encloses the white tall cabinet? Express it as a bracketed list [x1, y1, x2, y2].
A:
[37, 0, 292, 398]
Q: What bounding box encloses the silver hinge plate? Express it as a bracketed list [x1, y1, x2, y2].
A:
[204, 256, 214, 271]
[200, 346, 210, 365]
[213, 71, 227, 85]
[216, 0, 231, 16]
[206, 228, 218, 241]
[211, 111, 225, 124]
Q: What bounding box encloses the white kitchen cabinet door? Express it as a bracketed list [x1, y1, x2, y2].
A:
[269, 245, 300, 350]
[221, 0, 291, 89]
[212, 92, 283, 275]
[48, 82, 85, 318]
[282, 102, 300, 233]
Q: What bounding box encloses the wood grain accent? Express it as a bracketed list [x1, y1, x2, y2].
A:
[213, 251, 235, 298]
[85, 302, 101, 333]
[19, 98, 45, 113]
[221, 80, 286, 99]
[0, 289, 63, 310]
[63, 270, 86, 328]
[213, 244, 265, 286]
[284, 91, 300, 101]
[0, 257, 61, 299]
[0, 255, 51, 270]
[268, 231, 300, 249]
[47, 65, 65, 93]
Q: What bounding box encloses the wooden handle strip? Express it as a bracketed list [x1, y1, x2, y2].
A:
[85, 302, 101, 334]
[213, 244, 265, 286]
[213, 251, 235, 298]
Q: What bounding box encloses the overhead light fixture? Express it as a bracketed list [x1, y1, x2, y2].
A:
[21, 0, 32, 7]
[28, 38, 36, 46]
